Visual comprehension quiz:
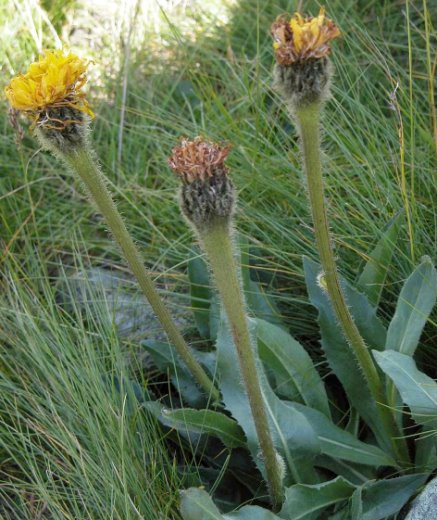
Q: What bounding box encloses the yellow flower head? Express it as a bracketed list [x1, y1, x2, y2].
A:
[271, 7, 340, 66]
[5, 50, 94, 127]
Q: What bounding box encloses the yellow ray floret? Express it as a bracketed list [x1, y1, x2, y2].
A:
[5, 50, 94, 119]
[271, 7, 340, 65]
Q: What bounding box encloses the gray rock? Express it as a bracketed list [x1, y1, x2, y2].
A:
[405, 477, 437, 520]
[58, 266, 192, 342]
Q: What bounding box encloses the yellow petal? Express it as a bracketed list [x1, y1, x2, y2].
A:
[5, 49, 92, 117]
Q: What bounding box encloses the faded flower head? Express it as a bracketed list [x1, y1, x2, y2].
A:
[5, 50, 94, 148]
[271, 7, 340, 66]
[168, 136, 231, 184]
[271, 8, 340, 107]
[168, 137, 235, 230]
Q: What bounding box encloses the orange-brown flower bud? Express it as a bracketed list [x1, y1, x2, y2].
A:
[168, 137, 235, 230]
[168, 137, 231, 184]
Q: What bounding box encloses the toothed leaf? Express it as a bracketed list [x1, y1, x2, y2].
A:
[280, 477, 356, 519]
[303, 257, 389, 452]
[216, 316, 320, 485]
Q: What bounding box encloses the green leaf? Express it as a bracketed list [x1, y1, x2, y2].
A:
[216, 317, 320, 485]
[141, 339, 176, 371]
[350, 484, 363, 519]
[279, 477, 356, 519]
[351, 474, 427, 520]
[327, 506, 355, 520]
[180, 488, 224, 519]
[145, 401, 228, 452]
[384, 258, 437, 426]
[256, 318, 331, 418]
[240, 236, 283, 327]
[247, 280, 283, 327]
[225, 507, 283, 519]
[373, 350, 437, 430]
[188, 250, 212, 339]
[304, 257, 387, 350]
[303, 257, 390, 452]
[180, 488, 282, 520]
[209, 296, 221, 342]
[415, 431, 437, 472]
[141, 340, 207, 408]
[162, 408, 246, 449]
[358, 211, 403, 306]
[315, 456, 375, 486]
[385, 256, 436, 356]
[285, 402, 395, 467]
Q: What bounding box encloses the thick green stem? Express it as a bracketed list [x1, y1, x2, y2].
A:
[63, 146, 220, 402]
[295, 103, 409, 465]
[200, 221, 283, 509]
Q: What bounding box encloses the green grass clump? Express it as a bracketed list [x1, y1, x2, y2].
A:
[0, 251, 181, 519]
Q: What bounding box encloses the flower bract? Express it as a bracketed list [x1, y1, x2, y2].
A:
[271, 7, 340, 66]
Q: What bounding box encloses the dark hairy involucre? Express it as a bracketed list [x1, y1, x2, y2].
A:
[180, 171, 235, 230]
[36, 106, 89, 152]
[273, 57, 332, 108]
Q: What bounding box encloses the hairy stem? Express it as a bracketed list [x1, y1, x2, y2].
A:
[200, 220, 283, 509]
[63, 146, 220, 402]
[295, 103, 409, 465]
